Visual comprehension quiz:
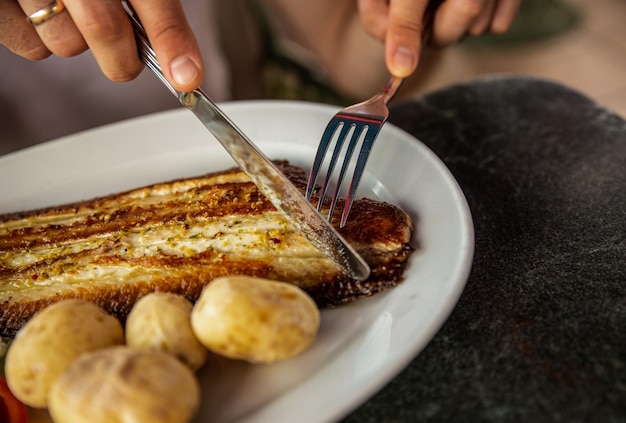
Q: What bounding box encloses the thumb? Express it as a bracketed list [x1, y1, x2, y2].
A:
[385, 0, 442, 78]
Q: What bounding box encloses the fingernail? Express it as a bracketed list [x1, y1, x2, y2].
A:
[393, 47, 416, 74]
[170, 55, 199, 86]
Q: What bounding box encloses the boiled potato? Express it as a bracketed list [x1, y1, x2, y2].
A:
[49, 346, 200, 423]
[126, 292, 207, 371]
[5, 299, 124, 408]
[191, 276, 320, 363]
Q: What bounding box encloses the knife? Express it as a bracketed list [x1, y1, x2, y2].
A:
[124, 4, 370, 281]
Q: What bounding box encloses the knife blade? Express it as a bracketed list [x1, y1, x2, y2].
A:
[124, 4, 370, 281]
[180, 90, 371, 281]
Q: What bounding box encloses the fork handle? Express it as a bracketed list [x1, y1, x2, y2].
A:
[382, 76, 404, 105]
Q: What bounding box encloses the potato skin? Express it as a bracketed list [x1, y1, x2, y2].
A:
[4, 299, 124, 408]
[49, 346, 200, 423]
[126, 292, 207, 371]
[191, 276, 320, 363]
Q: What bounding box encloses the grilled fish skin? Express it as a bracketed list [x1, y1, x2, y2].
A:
[0, 161, 414, 337]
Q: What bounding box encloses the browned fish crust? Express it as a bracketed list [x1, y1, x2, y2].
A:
[0, 161, 414, 337]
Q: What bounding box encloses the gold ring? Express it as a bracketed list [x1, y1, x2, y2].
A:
[27, 0, 66, 26]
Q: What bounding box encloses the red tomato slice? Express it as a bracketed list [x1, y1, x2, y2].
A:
[0, 377, 28, 423]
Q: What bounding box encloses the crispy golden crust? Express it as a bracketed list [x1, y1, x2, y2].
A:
[0, 161, 414, 337]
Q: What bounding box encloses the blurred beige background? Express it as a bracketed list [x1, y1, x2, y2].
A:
[251, 0, 626, 118]
[399, 0, 626, 117]
[1, 0, 623, 156]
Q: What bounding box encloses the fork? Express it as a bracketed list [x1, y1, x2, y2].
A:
[305, 75, 403, 228]
[305, 1, 442, 228]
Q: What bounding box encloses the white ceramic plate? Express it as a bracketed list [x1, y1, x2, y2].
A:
[0, 101, 474, 423]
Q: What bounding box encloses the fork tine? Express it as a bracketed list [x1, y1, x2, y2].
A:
[339, 124, 382, 228]
[305, 118, 341, 201]
[327, 123, 365, 221]
[315, 121, 354, 211]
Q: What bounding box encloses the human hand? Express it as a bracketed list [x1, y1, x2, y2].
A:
[0, 0, 204, 92]
[358, 0, 522, 78]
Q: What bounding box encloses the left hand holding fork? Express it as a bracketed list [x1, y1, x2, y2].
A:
[358, 0, 522, 77]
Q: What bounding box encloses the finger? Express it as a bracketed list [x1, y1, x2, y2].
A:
[0, 0, 50, 59]
[431, 0, 487, 46]
[130, 0, 203, 92]
[385, 0, 429, 78]
[469, 0, 496, 35]
[17, 0, 87, 57]
[491, 0, 521, 33]
[62, 0, 142, 82]
[357, 0, 389, 41]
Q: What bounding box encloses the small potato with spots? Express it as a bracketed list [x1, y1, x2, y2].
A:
[126, 292, 207, 371]
[49, 346, 200, 423]
[5, 299, 124, 408]
[191, 276, 320, 363]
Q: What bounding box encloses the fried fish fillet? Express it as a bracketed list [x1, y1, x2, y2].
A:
[0, 161, 413, 337]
